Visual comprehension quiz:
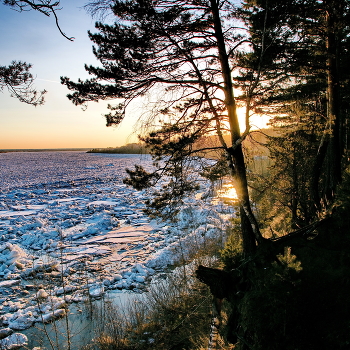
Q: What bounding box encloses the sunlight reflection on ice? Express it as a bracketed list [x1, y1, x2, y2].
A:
[211, 181, 239, 206]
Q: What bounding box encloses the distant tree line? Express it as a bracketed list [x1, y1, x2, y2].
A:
[87, 143, 148, 154]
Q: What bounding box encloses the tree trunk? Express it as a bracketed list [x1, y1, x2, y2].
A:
[291, 142, 299, 228]
[324, 0, 342, 200]
[210, 0, 263, 255]
[311, 0, 343, 211]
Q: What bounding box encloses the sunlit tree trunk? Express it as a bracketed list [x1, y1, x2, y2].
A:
[210, 0, 263, 255]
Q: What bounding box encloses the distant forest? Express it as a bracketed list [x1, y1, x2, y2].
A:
[87, 143, 148, 154]
[87, 130, 274, 156]
[0, 148, 90, 153]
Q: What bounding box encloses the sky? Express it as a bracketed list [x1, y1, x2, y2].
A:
[0, 1, 269, 150]
[0, 0, 139, 149]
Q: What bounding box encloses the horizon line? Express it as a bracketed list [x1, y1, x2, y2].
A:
[0, 147, 93, 152]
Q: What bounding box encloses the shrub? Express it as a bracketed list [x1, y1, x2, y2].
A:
[89, 266, 214, 350]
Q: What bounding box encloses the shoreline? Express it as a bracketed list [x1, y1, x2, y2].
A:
[0, 148, 91, 153]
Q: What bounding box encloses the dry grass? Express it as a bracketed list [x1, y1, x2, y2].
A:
[86, 264, 215, 350]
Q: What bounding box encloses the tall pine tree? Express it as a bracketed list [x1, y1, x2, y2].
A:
[62, 0, 267, 255]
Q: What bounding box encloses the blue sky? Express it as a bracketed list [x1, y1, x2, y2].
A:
[0, 0, 138, 149]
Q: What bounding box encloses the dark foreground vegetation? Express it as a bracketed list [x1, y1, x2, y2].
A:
[81, 176, 350, 350]
[85, 265, 214, 350]
[213, 175, 350, 350]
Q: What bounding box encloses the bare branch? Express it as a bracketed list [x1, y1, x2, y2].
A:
[3, 0, 74, 41]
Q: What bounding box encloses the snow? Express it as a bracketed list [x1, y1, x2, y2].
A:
[0, 332, 28, 349]
[89, 284, 105, 298]
[0, 151, 235, 346]
[0, 210, 37, 218]
[39, 309, 66, 324]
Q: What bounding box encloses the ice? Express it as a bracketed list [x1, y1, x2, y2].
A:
[0, 244, 30, 275]
[113, 274, 123, 281]
[89, 284, 105, 298]
[0, 332, 28, 349]
[0, 328, 13, 340]
[54, 285, 77, 295]
[0, 210, 37, 218]
[134, 263, 149, 276]
[35, 289, 48, 299]
[0, 281, 20, 288]
[134, 275, 146, 283]
[7, 309, 36, 330]
[39, 309, 66, 323]
[0, 151, 235, 341]
[87, 200, 119, 206]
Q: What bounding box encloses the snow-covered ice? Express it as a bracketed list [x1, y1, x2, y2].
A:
[0, 151, 235, 346]
[0, 331, 28, 349]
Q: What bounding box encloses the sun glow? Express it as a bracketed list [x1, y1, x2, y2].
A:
[236, 106, 271, 131]
[217, 183, 239, 202]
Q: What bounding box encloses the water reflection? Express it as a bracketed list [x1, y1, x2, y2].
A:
[23, 290, 138, 349]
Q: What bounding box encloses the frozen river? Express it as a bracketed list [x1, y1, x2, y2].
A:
[0, 151, 232, 348]
[0, 151, 152, 190]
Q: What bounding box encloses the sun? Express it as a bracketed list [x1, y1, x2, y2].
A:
[237, 105, 271, 131]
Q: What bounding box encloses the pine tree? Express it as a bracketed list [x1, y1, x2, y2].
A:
[61, 1, 350, 348]
[0, 61, 46, 106]
[236, 0, 350, 224]
[61, 0, 266, 255]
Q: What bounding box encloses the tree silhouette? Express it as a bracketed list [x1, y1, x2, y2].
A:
[2, 0, 73, 105]
[0, 61, 46, 106]
[237, 0, 350, 223]
[62, 0, 267, 255]
[61, 2, 350, 348]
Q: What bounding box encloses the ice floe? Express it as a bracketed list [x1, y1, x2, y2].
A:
[0, 331, 28, 349]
